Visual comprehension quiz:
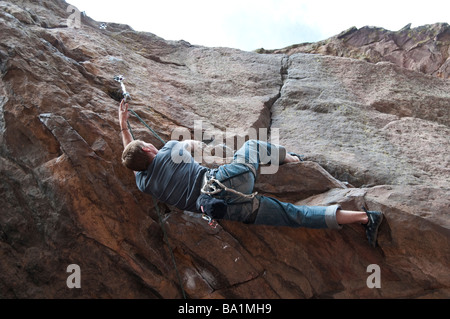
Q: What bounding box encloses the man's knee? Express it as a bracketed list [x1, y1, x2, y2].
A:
[244, 139, 258, 149]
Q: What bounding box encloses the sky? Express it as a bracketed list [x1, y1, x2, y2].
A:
[67, 0, 450, 51]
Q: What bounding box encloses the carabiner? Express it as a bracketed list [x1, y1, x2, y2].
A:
[202, 214, 218, 229]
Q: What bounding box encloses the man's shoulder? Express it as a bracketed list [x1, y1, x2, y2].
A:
[161, 140, 182, 151]
[165, 140, 179, 146]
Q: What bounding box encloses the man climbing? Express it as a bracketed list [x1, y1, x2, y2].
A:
[118, 100, 383, 247]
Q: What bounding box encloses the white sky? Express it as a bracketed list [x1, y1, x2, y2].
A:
[67, 0, 450, 51]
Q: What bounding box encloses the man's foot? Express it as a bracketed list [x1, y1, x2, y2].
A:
[362, 206, 383, 247]
[287, 152, 305, 162]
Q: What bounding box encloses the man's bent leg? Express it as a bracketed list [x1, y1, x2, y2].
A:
[233, 140, 287, 175]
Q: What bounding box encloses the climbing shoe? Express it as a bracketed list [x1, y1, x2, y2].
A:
[362, 206, 383, 248]
[288, 152, 305, 162]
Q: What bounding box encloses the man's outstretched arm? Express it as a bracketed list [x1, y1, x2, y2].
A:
[119, 100, 133, 149]
[118, 100, 138, 176]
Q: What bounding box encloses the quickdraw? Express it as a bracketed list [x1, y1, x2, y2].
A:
[202, 214, 218, 229]
[114, 75, 132, 102]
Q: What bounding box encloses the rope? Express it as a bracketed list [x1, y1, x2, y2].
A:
[126, 120, 135, 140]
[153, 197, 187, 299]
[125, 101, 186, 299]
[114, 75, 165, 144]
[128, 109, 166, 145]
[201, 177, 258, 199]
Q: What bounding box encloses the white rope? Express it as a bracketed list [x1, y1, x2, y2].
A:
[201, 177, 257, 199]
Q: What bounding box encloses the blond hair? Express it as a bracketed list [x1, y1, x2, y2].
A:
[122, 140, 152, 171]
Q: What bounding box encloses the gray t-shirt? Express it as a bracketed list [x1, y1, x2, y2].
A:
[135, 141, 208, 212]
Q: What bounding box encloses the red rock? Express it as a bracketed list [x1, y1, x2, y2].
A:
[0, 0, 448, 299]
[268, 23, 450, 79]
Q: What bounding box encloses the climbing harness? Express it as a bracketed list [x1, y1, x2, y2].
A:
[201, 174, 258, 199]
[116, 76, 186, 299]
[199, 171, 258, 227]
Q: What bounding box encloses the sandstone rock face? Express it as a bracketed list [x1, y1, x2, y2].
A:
[268, 23, 450, 79]
[271, 53, 450, 188]
[0, 0, 449, 298]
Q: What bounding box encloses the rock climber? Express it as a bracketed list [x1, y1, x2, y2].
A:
[118, 100, 383, 247]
